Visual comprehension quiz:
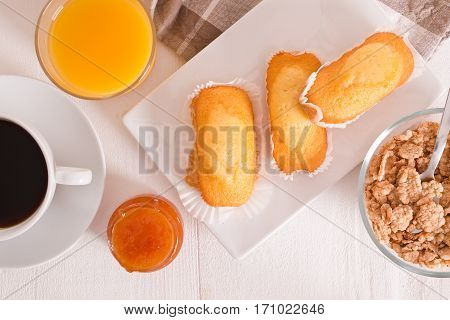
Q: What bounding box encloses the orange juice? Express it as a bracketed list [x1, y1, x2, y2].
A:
[48, 0, 154, 98]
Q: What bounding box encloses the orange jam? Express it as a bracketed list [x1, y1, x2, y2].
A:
[107, 195, 183, 273]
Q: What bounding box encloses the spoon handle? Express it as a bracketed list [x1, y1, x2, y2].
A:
[420, 90, 450, 181]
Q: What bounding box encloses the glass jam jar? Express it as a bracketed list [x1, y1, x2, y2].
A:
[107, 195, 183, 273]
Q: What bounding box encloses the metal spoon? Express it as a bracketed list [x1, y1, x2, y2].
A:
[420, 90, 450, 182]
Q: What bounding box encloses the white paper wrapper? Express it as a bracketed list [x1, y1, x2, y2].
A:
[299, 28, 424, 129]
[175, 178, 274, 224]
[176, 78, 274, 224]
[266, 51, 334, 179]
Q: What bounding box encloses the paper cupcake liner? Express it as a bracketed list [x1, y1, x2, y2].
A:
[266, 51, 334, 179]
[299, 28, 423, 129]
[177, 78, 274, 224]
[175, 178, 274, 224]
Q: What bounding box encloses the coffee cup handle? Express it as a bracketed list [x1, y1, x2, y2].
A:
[55, 166, 93, 186]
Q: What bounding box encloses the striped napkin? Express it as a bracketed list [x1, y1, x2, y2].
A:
[147, 0, 449, 61]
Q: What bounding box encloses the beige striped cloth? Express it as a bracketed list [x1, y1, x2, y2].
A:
[146, 0, 450, 61]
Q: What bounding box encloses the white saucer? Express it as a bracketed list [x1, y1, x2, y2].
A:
[0, 75, 106, 268]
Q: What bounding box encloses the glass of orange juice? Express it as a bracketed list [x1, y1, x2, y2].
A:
[35, 0, 156, 99]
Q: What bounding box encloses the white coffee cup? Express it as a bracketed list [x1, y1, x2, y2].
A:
[0, 114, 92, 241]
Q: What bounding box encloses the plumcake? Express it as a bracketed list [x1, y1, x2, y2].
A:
[267, 52, 328, 174]
[303, 32, 414, 125]
[186, 86, 257, 207]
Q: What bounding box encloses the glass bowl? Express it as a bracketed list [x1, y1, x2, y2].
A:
[35, 0, 156, 100]
[358, 108, 450, 278]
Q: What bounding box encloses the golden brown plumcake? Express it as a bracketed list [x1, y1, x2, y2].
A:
[304, 32, 414, 125]
[266, 52, 328, 174]
[186, 86, 256, 207]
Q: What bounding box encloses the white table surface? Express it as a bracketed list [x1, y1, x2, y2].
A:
[1, 0, 449, 300]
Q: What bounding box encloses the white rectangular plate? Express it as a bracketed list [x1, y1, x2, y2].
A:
[124, 0, 444, 258]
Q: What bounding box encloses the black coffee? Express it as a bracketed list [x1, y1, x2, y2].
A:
[0, 120, 48, 228]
